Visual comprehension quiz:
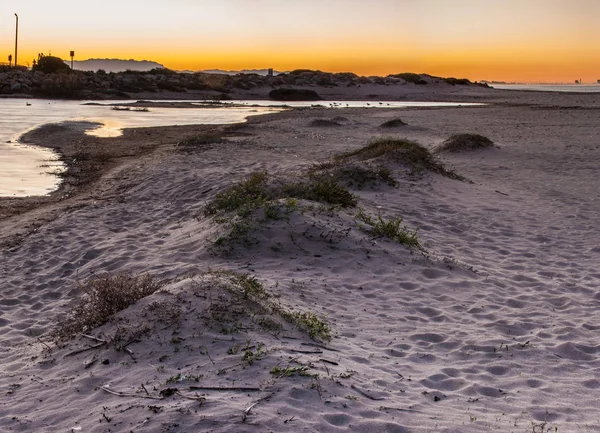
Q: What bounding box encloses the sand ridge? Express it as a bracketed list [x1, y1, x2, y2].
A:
[1, 96, 600, 432]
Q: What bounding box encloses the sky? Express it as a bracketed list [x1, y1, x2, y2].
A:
[1, 0, 599, 83]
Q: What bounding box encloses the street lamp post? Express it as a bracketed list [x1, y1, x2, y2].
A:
[14, 13, 18, 67]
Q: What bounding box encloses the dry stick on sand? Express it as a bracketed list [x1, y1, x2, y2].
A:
[189, 386, 262, 392]
[101, 386, 163, 400]
[243, 392, 275, 422]
[350, 384, 385, 401]
[64, 342, 106, 358]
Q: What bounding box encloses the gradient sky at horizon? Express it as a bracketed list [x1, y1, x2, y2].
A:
[1, 0, 599, 83]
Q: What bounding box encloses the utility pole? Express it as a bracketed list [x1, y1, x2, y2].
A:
[14, 13, 18, 67]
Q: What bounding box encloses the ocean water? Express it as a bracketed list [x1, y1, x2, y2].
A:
[0, 99, 483, 197]
[492, 84, 600, 93]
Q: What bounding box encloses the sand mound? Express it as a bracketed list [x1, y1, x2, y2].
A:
[332, 138, 464, 180]
[435, 133, 495, 153]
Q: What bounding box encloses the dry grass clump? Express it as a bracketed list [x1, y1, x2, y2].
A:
[177, 131, 224, 151]
[336, 138, 462, 180]
[379, 118, 407, 128]
[54, 272, 164, 339]
[309, 119, 342, 127]
[435, 133, 495, 153]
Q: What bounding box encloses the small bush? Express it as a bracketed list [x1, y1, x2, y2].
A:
[435, 133, 495, 153]
[54, 273, 163, 339]
[380, 118, 406, 128]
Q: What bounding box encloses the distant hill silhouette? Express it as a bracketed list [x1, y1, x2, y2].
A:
[71, 59, 165, 73]
[196, 69, 286, 76]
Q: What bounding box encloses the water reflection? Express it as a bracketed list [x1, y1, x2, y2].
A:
[0, 98, 483, 197]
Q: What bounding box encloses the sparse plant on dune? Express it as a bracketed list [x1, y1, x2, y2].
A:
[205, 270, 333, 342]
[355, 209, 420, 248]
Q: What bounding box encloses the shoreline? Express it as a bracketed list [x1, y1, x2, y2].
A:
[1, 90, 600, 431]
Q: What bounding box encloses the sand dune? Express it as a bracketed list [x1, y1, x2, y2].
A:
[1, 95, 600, 432]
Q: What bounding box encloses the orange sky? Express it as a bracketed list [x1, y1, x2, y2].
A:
[1, 0, 599, 83]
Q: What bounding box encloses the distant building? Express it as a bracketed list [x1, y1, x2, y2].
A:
[267, 68, 273, 77]
[597, 79, 600, 84]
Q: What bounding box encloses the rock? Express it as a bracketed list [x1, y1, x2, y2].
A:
[269, 88, 322, 101]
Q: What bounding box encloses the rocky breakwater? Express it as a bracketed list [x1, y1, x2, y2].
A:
[0, 66, 488, 100]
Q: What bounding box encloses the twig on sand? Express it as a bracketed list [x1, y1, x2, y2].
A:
[243, 392, 275, 422]
[100, 386, 163, 400]
[350, 384, 385, 401]
[301, 342, 340, 352]
[291, 349, 323, 354]
[189, 386, 262, 392]
[64, 342, 106, 357]
[379, 406, 420, 413]
[81, 334, 107, 343]
[37, 337, 52, 350]
[494, 190, 509, 196]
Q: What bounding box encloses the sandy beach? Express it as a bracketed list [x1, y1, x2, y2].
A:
[1, 87, 600, 432]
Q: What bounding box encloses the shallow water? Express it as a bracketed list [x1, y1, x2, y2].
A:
[0, 98, 482, 197]
[492, 84, 600, 93]
[0, 99, 279, 197]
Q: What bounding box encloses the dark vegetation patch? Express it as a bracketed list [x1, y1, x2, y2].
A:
[177, 131, 225, 151]
[269, 88, 322, 101]
[309, 119, 342, 127]
[389, 73, 428, 85]
[380, 118, 407, 128]
[435, 133, 495, 153]
[444, 77, 472, 86]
